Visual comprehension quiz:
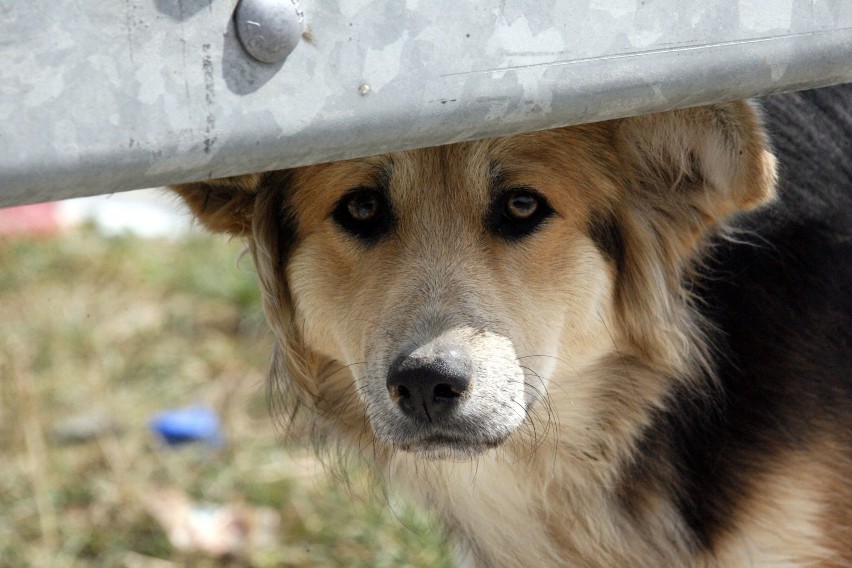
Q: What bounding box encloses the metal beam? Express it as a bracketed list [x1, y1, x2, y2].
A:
[1, 0, 851, 206]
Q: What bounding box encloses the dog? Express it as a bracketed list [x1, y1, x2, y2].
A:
[172, 84, 851, 567]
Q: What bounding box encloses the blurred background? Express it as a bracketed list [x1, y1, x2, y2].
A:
[0, 191, 451, 567]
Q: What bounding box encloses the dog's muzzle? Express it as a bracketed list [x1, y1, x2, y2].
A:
[372, 328, 527, 457]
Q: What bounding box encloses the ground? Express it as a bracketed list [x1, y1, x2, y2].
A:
[0, 226, 451, 568]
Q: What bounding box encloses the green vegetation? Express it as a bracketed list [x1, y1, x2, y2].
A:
[0, 227, 451, 568]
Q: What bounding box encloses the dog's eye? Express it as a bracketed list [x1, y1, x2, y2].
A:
[487, 188, 554, 240]
[347, 192, 379, 221]
[332, 188, 393, 241]
[506, 193, 539, 220]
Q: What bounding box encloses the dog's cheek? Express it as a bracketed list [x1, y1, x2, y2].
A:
[559, 242, 617, 335]
[286, 241, 366, 365]
[497, 232, 615, 361]
[287, 234, 402, 366]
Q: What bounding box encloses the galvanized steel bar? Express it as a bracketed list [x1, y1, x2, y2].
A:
[1, 0, 851, 206]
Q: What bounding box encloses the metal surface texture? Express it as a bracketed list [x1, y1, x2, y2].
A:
[1, 0, 851, 206]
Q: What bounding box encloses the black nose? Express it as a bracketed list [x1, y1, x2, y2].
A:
[386, 347, 472, 422]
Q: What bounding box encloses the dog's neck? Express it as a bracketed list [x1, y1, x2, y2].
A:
[385, 354, 699, 568]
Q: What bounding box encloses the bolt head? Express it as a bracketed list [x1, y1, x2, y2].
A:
[235, 0, 303, 64]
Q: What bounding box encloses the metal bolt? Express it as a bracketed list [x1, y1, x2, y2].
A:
[234, 0, 303, 64]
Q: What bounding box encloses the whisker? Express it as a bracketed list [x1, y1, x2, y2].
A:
[518, 364, 561, 459]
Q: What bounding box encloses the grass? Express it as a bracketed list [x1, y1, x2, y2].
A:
[0, 225, 452, 568]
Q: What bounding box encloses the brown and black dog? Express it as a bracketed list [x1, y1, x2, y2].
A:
[173, 85, 851, 567]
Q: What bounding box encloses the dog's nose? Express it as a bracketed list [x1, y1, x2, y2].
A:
[386, 347, 472, 422]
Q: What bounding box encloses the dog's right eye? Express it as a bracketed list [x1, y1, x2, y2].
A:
[487, 187, 555, 241]
[331, 188, 393, 242]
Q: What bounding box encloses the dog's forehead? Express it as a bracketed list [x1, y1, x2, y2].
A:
[287, 126, 618, 222]
[390, 145, 494, 212]
[288, 144, 491, 218]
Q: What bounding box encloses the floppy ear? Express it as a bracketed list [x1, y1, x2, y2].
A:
[607, 102, 778, 373]
[172, 172, 335, 431]
[171, 173, 265, 235]
[616, 101, 778, 237]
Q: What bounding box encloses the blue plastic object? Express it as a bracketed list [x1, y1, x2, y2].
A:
[149, 405, 223, 447]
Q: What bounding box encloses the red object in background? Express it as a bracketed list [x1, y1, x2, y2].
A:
[0, 203, 62, 236]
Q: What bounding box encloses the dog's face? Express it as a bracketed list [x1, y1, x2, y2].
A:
[284, 131, 623, 457]
[174, 103, 776, 460]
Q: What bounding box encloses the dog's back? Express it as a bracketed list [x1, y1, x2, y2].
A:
[663, 84, 852, 562]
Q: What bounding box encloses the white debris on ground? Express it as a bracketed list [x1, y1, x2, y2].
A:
[0, 189, 196, 239]
[144, 488, 281, 558]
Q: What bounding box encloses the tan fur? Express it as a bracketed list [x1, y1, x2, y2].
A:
[711, 449, 841, 567]
[172, 101, 849, 567]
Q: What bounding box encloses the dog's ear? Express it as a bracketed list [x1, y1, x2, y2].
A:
[616, 101, 777, 233]
[171, 173, 265, 236]
[608, 103, 778, 372]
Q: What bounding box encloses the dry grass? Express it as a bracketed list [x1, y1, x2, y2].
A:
[0, 227, 452, 568]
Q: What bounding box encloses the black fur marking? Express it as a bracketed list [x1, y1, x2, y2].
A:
[587, 211, 626, 271]
[622, 84, 852, 552]
[263, 170, 299, 260]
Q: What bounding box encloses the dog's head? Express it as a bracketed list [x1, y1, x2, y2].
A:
[173, 102, 776, 460]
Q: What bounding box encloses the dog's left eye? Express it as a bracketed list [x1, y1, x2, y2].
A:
[332, 188, 393, 242]
[506, 192, 539, 220]
[487, 188, 554, 240]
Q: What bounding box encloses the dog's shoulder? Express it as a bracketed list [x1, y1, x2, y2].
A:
[653, 83, 852, 561]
